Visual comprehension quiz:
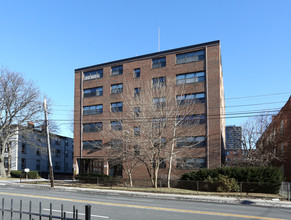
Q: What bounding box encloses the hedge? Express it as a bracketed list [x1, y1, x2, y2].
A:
[10, 170, 39, 179]
[75, 174, 111, 183]
[179, 167, 283, 193]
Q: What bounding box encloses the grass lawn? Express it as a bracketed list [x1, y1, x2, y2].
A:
[16, 179, 285, 200]
[48, 181, 285, 200]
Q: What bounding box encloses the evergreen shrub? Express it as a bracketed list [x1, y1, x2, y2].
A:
[179, 167, 282, 193]
[10, 170, 39, 179]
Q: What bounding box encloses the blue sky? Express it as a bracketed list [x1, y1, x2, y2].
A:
[0, 0, 290, 137]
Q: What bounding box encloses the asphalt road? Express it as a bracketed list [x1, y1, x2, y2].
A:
[0, 186, 290, 220]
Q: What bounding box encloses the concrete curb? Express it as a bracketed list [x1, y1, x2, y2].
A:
[3, 182, 291, 208]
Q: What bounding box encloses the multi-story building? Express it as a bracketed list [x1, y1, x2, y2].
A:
[225, 125, 242, 164]
[225, 126, 242, 150]
[74, 40, 225, 179]
[258, 96, 291, 181]
[4, 124, 74, 177]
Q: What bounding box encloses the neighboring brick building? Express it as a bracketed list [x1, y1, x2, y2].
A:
[259, 96, 291, 181]
[74, 40, 225, 179]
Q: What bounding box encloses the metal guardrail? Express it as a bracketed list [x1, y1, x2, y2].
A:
[0, 198, 91, 220]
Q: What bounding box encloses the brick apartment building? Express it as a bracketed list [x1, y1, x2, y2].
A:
[74, 40, 225, 179]
[258, 96, 291, 181]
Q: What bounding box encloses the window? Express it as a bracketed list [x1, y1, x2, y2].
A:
[153, 158, 166, 169]
[281, 143, 284, 155]
[4, 146, 9, 153]
[177, 93, 205, 105]
[4, 157, 9, 168]
[55, 139, 60, 145]
[111, 65, 123, 76]
[152, 118, 166, 128]
[176, 136, 206, 148]
[134, 127, 140, 136]
[83, 140, 102, 150]
[176, 50, 205, 64]
[65, 162, 68, 171]
[83, 104, 103, 115]
[21, 158, 26, 169]
[134, 145, 140, 155]
[111, 83, 123, 94]
[134, 68, 140, 78]
[280, 120, 284, 135]
[111, 139, 122, 149]
[177, 114, 206, 126]
[65, 150, 68, 158]
[176, 158, 206, 169]
[21, 143, 26, 154]
[159, 159, 166, 169]
[36, 160, 40, 170]
[134, 88, 140, 97]
[154, 138, 166, 148]
[111, 102, 123, 112]
[84, 69, 103, 80]
[134, 107, 140, 117]
[36, 150, 41, 156]
[176, 72, 205, 85]
[55, 149, 61, 158]
[54, 162, 61, 170]
[152, 76, 166, 88]
[111, 121, 122, 130]
[65, 139, 69, 146]
[83, 122, 103, 132]
[153, 97, 166, 108]
[152, 57, 166, 68]
[83, 87, 103, 97]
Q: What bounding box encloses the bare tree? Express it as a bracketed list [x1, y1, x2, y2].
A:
[228, 114, 283, 167]
[108, 130, 142, 187]
[0, 68, 43, 177]
[108, 80, 205, 188]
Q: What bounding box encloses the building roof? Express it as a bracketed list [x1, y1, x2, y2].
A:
[75, 40, 220, 72]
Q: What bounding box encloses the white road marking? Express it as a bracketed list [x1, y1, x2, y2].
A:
[43, 208, 109, 219]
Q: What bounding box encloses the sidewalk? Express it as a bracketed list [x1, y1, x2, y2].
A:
[1, 180, 290, 209]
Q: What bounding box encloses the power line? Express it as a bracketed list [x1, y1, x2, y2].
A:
[37, 109, 291, 124]
[51, 100, 288, 113]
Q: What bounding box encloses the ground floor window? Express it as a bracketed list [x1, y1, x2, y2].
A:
[176, 158, 206, 169]
[4, 157, 9, 168]
[21, 158, 26, 169]
[108, 159, 123, 177]
[79, 159, 104, 174]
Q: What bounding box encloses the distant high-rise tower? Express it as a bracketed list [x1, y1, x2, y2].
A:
[225, 126, 242, 150]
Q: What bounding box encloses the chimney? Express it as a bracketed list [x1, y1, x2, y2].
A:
[27, 121, 35, 129]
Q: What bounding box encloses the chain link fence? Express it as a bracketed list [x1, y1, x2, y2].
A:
[76, 176, 282, 194]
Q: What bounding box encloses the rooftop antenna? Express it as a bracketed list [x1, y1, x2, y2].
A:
[158, 27, 160, 52]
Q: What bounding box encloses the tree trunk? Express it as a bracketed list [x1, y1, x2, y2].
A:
[167, 127, 176, 188]
[0, 156, 6, 178]
[128, 173, 133, 187]
[167, 152, 173, 188]
[154, 163, 159, 188]
[7, 145, 11, 177]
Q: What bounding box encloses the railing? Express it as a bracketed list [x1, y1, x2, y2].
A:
[0, 198, 91, 220]
[75, 177, 281, 194]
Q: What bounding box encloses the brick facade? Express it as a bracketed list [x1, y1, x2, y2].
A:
[74, 41, 225, 179]
[259, 96, 291, 181]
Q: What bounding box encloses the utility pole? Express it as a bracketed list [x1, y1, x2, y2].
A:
[44, 98, 54, 187]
